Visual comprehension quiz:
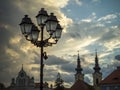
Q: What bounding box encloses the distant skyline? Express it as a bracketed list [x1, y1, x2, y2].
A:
[0, 0, 120, 87]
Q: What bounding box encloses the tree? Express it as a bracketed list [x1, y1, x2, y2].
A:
[54, 73, 64, 90]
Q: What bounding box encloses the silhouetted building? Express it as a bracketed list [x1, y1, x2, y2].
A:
[70, 80, 94, 90]
[100, 66, 120, 90]
[68, 52, 95, 90]
[93, 50, 102, 90]
[75, 52, 84, 81]
[7, 65, 51, 90]
[4, 51, 120, 90]
[0, 83, 6, 90]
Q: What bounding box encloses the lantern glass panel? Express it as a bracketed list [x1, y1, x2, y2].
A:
[31, 29, 39, 42]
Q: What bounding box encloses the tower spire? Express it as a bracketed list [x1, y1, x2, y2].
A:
[75, 51, 82, 74]
[75, 51, 84, 81]
[93, 49, 101, 73]
[21, 64, 23, 70]
[93, 49, 102, 87]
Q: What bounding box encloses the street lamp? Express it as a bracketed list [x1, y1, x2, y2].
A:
[19, 8, 63, 90]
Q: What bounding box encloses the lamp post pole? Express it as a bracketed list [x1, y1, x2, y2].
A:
[19, 8, 63, 90]
[40, 26, 44, 90]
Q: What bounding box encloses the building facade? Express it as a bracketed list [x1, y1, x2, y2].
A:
[100, 67, 120, 90]
[8, 65, 51, 90]
[5, 51, 120, 90]
[69, 52, 95, 90]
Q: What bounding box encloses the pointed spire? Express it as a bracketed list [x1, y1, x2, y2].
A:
[20, 64, 24, 72]
[78, 51, 80, 60]
[94, 49, 101, 73]
[75, 51, 82, 74]
[22, 64, 23, 70]
[77, 51, 80, 68]
[95, 49, 98, 65]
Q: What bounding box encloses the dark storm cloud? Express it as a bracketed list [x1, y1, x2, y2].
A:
[0, 0, 28, 86]
[31, 55, 76, 83]
[0, 0, 25, 50]
[0, 25, 16, 82]
[33, 55, 69, 65]
[62, 73, 74, 83]
[0, 26, 12, 47]
[45, 55, 69, 65]
[31, 66, 62, 82]
[61, 62, 75, 73]
[83, 67, 93, 74]
[0, 0, 24, 26]
[115, 55, 120, 60]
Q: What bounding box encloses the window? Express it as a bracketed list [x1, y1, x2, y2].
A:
[96, 78, 98, 85]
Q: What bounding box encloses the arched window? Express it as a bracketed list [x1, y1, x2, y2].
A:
[96, 78, 99, 85]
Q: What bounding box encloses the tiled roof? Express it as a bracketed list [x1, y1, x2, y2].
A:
[70, 80, 94, 90]
[100, 67, 120, 85]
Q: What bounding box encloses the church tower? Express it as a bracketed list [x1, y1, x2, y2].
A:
[75, 51, 84, 81]
[93, 50, 102, 87]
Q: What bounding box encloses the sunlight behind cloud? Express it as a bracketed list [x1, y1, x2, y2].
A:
[6, 48, 20, 59]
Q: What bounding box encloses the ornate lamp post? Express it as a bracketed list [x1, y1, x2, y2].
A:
[19, 8, 63, 90]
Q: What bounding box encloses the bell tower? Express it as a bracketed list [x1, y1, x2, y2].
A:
[75, 51, 84, 81]
[93, 50, 102, 87]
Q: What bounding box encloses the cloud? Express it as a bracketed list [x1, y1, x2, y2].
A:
[75, 0, 82, 6]
[97, 14, 117, 21]
[45, 55, 69, 65]
[92, 0, 101, 3]
[81, 19, 92, 23]
[115, 55, 120, 60]
[61, 62, 75, 73]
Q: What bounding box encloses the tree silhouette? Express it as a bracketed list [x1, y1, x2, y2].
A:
[54, 73, 64, 90]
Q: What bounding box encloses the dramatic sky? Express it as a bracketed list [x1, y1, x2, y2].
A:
[0, 0, 120, 88]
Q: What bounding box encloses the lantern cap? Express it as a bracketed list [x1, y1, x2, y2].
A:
[31, 24, 40, 32]
[45, 13, 59, 23]
[19, 15, 32, 25]
[56, 23, 63, 30]
[36, 8, 48, 17]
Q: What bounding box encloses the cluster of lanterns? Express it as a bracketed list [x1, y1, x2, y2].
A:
[19, 8, 62, 46]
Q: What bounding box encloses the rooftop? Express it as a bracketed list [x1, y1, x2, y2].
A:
[100, 66, 120, 85]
